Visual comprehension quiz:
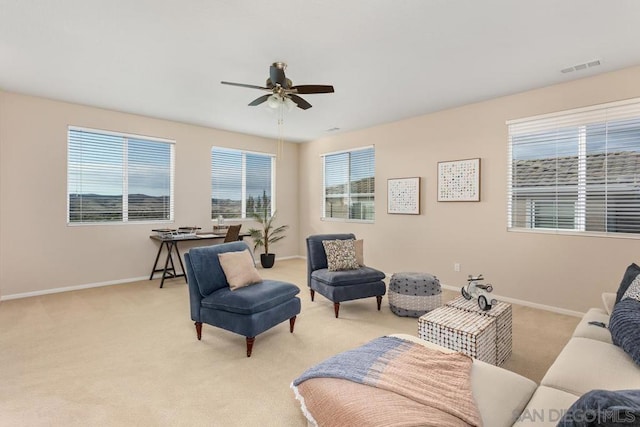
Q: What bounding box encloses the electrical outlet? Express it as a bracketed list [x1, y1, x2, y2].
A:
[454, 263, 461, 272]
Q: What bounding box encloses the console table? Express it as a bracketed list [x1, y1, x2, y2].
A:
[149, 233, 247, 288]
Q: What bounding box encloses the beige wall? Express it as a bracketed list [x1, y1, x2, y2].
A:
[298, 65, 640, 313]
[0, 91, 299, 297]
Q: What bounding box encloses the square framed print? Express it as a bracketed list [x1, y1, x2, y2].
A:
[387, 177, 420, 214]
[437, 158, 481, 202]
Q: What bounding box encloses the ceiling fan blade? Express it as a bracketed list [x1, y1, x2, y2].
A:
[289, 94, 312, 110]
[290, 85, 335, 94]
[221, 81, 269, 90]
[248, 94, 271, 106]
[270, 65, 287, 87]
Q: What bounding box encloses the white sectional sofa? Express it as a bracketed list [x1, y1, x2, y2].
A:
[394, 293, 640, 427]
[513, 292, 640, 426]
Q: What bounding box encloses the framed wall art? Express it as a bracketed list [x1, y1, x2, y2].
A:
[437, 158, 481, 202]
[387, 177, 420, 214]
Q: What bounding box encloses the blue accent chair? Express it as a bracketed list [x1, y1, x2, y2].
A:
[306, 234, 386, 318]
[185, 241, 301, 357]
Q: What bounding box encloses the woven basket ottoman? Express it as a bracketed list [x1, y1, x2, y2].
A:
[418, 306, 497, 364]
[446, 296, 513, 366]
[388, 272, 442, 317]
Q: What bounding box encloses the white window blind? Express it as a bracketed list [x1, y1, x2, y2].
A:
[507, 98, 640, 236]
[68, 127, 174, 224]
[322, 146, 375, 221]
[211, 147, 275, 219]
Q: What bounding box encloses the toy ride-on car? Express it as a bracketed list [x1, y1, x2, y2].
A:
[461, 274, 497, 311]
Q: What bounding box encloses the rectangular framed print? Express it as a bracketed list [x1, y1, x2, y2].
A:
[438, 158, 481, 202]
[387, 177, 420, 214]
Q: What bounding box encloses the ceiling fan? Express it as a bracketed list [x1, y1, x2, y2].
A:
[221, 62, 334, 110]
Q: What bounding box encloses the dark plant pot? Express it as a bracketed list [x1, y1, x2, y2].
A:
[260, 253, 276, 269]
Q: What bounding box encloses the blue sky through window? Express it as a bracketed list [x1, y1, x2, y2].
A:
[68, 130, 172, 197]
[211, 148, 272, 201]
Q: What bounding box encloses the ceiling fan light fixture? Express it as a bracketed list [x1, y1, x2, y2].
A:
[283, 97, 295, 112]
[267, 94, 281, 109]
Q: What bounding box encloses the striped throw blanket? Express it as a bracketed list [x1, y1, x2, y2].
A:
[291, 336, 481, 427]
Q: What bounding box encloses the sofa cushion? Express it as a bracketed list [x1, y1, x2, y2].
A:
[512, 386, 579, 426]
[311, 266, 386, 286]
[218, 249, 262, 291]
[602, 292, 616, 315]
[615, 263, 640, 304]
[610, 298, 640, 365]
[557, 389, 640, 427]
[572, 307, 612, 344]
[201, 280, 300, 315]
[322, 239, 359, 271]
[541, 337, 640, 396]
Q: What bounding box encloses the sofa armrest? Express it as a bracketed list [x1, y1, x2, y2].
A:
[602, 292, 616, 315]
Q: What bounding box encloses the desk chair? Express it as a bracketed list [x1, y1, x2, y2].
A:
[224, 224, 242, 242]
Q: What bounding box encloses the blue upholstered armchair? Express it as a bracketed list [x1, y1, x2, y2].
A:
[306, 234, 386, 318]
[185, 241, 301, 357]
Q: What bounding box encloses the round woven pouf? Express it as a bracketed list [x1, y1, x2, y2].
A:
[388, 272, 442, 317]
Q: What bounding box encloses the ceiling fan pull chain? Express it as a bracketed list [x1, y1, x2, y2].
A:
[277, 104, 284, 159]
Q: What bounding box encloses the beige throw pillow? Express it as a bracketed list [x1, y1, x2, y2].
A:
[218, 249, 263, 291]
[322, 239, 359, 272]
[354, 239, 365, 266]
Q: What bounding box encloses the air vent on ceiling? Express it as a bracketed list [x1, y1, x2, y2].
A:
[561, 59, 601, 74]
[326, 127, 341, 132]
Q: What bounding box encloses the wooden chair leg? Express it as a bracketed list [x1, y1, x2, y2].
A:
[334, 302, 340, 318]
[310, 289, 315, 301]
[289, 316, 297, 333]
[376, 296, 383, 311]
[246, 337, 255, 357]
[195, 322, 202, 340]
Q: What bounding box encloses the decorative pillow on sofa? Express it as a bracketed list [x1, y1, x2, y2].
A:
[557, 389, 640, 427]
[621, 275, 640, 302]
[609, 298, 640, 366]
[218, 249, 263, 291]
[354, 239, 365, 266]
[322, 239, 359, 272]
[615, 263, 640, 304]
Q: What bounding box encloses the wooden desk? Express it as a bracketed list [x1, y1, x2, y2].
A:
[149, 233, 247, 288]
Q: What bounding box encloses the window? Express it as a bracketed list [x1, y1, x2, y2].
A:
[507, 99, 640, 236]
[211, 147, 275, 219]
[322, 146, 375, 221]
[67, 127, 174, 224]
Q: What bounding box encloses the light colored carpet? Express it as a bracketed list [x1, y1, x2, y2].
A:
[0, 258, 579, 426]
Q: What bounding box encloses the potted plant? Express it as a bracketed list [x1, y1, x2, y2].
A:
[248, 208, 288, 268]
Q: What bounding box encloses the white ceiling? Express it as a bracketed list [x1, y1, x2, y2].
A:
[2, 1, 640, 142]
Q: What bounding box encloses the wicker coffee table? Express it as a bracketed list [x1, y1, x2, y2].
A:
[446, 296, 513, 366]
[418, 306, 497, 364]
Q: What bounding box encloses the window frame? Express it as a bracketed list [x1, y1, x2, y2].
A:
[210, 146, 276, 221]
[507, 98, 640, 239]
[67, 126, 175, 226]
[321, 145, 375, 223]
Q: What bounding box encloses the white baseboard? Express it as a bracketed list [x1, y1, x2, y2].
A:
[2, 262, 585, 318]
[2, 256, 308, 301]
[0, 276, 148, 301]
[439, 283, 584, 318]
[275, 255, 305, 261]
